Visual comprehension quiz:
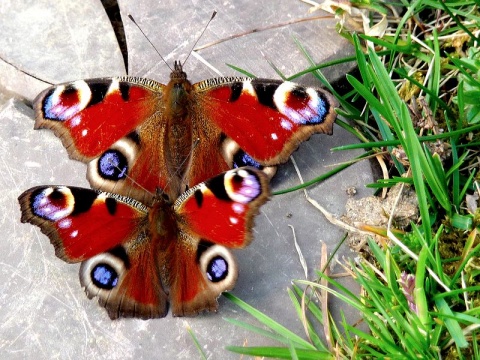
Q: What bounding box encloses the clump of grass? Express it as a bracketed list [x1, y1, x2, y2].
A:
[225, 1, 480, 358]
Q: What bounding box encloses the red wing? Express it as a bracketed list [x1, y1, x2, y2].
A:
[34, 78, 178, 204]
[85, 125, 173, 205]
[167, 241, 238, 316]
[174, 167, 270, 248]
[80, 243, 168, 320]
[168, 167, 269, 316]
[183, 128, 231, 194]
[18, 186, 147, 262]
[34, 77, 164, 161]
[193, 77, 337, 166]
[18, 186, 169, 319]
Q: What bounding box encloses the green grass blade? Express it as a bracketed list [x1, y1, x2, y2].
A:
[223, 317, 301, 346]
[435, 298, 469, 349]
[287, 287, 328, 351]
[223, 293, 316, 350]
[186, 325, 208, 360]
[226, 346, 333, 359]
[426, 29, 441, 118]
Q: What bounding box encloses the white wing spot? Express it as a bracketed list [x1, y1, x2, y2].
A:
[232, 203, 245, 214]
[244, 178, 254, 186]
[71, 115, 81, 127]
[58, 218, 72, 229]
[81, 129, 88, 137]
[271, 133, 278, 140]
[242, 81, 256, 97]
[70, 230, 79, 238]
[108, 78, 121, 95]
[291, 111, 301, 121]
[237, 169, 248, 177]
[281, 119, 293, 130]
[229, 217, 239, 225]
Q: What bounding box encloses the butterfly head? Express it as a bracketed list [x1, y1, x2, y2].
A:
[153, 187, 172, 204]
[171, 61, 188, 81]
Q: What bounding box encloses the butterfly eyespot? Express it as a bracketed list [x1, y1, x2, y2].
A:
[80, 252, 126, 295]
[224, 169, 262, 204]
[91, 263, 119, 290]
[206, 256, 229, 282]
[87, 137, 138, 191]
[31, 186, 74, 221]
[199, 244, 237, 289]
[273, 82, 330, 125]
[222, 139, 276, 179]
[42, 81, 91, 121]
[98, 150, 129, 180]
[233, 150, 263, 170]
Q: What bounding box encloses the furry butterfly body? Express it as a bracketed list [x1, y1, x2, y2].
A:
[34, 62, 337, 204]
[18, 167, 269, 319]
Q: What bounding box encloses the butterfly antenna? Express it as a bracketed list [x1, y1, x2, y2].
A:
[182, 11, 217, 67]
[127, 14, 173, 72]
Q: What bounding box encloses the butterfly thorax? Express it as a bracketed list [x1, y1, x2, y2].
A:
[166, 61, 191, 118]
[148, 200, 178, 250]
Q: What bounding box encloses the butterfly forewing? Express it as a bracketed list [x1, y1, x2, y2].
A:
[18, 186, 147, 262]
[175, 167, 270, 248]
[34, 78, 164, 161]
[193, 77, 337, 165]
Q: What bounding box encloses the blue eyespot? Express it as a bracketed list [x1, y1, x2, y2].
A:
[306, 96, 327, 125]
[206, 256, 228, 282]
[233, 150, 263, 170]
[91, 264, 118, 290]
[98, 150, 128, 180]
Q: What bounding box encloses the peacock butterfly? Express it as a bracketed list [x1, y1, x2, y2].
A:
[18, 167, 270, 319]
[33, 61, 337, 205]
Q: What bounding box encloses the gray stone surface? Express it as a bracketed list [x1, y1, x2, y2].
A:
[0, 0, 125, 101]
[0, 1, 369, 359]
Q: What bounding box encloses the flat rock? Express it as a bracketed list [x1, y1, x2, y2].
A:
[0, 0, 124, 101]
[0, 1, 370, 359]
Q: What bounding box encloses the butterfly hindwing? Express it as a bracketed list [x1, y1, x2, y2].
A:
[79, 244, 169, 319]
[167, 240, 238, 316]
[85, 120, 173, 205]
